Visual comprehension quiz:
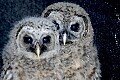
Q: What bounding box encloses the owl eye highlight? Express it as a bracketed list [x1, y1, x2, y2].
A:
[23, 36, 33, 44]
[70, 23, 80, 32]
[43, 36, 51, 44]
[53, 20, 60, 30]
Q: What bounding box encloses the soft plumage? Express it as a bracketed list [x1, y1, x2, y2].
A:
[0, 17, 60, 80]
[41, 2, 101, 80]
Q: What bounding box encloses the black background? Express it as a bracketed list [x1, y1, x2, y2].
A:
[0, 0, 119, 80]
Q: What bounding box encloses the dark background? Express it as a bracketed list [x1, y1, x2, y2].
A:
[0, 0, 119, 80]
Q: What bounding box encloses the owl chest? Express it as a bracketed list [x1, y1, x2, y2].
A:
[18, 57, 83, 80]
[6, 47, 86, 80]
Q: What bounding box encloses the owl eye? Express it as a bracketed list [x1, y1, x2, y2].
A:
[43, 36, 51, 44]
[70, 23, 80, 32]
[53, 20, 60, 30]
[23, 36, 33, 44]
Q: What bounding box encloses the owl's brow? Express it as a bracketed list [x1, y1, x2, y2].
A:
[16, 23, 34, 38]
[44, 9, 64, 17]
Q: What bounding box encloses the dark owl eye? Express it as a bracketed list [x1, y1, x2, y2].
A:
[43, 36, 51, 44]
[53, 20, 60, 30]
[70, 23, 80, 32]
[23, 36, 33, 44]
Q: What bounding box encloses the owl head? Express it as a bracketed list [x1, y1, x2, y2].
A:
[41, 2, 93, 45]
[6, 17, 60, 60]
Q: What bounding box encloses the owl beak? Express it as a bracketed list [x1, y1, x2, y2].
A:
[63, 33, 67, 45]
[35, 42, 40, 58]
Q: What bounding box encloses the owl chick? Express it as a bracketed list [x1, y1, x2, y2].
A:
[0, 17, 60, 80]
[41, 2, 101, 80]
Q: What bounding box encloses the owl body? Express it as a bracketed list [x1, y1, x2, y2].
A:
[41, 2, 101, 80]
[2, 43, 100, 80]
[0, 17, 61, 80]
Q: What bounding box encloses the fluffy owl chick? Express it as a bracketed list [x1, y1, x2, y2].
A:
[42, 2, 91, 45]
[0, 17, 60, 80]
[41, 2, 101, 80]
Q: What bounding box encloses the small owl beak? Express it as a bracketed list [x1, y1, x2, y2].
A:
[35, 42, 40, 58]
[63, 33, 67, 45]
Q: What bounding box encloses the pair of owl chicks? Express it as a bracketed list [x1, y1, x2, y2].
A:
[1, 2, 101, 80]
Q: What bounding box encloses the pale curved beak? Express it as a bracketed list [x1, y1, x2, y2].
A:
[35, 43, 40, 58]
[63, 33, 67, 45]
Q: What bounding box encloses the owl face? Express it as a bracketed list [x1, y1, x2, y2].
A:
[42, 2, 89, 45]
[15, 17, 60, 59]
